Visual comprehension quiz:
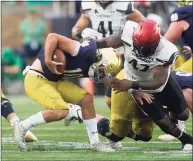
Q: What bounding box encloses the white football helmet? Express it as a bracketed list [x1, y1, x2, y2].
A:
[88, 48, 122, 83]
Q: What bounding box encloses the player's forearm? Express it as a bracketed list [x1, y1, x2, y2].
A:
[136, 79, 166, 90]
[44, 33, 58, 63]
[96, 34, 123, 49]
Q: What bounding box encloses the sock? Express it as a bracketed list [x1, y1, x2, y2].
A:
[178, 132, 193, 145]
[83, 118, 100, 145]
[177, 120, 185, 132]
[21, 112, 47, 132]
[10, 116, 20, 126]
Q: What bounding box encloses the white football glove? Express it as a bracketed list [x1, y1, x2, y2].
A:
[81, 28, 103, 40]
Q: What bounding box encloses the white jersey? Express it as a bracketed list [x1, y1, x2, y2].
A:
[81, 0, 135, 37]
[121, 21, 178, 93]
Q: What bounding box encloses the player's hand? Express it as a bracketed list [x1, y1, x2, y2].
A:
[133, 90, 154, 105]
[182, 46, 192, 56]
[81, 28, 103, 40]
[45, 60, 63, 75]
[109, 78, 132, 93]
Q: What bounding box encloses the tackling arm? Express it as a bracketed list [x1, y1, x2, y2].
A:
[110, 65, 171, 93]
[138, 65, 170, 91]
[96, 33, 123, 49]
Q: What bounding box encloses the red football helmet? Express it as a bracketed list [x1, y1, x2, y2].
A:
[133, 19, 161, 57]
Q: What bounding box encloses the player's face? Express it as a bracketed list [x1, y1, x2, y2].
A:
[133, 43, 158, 58]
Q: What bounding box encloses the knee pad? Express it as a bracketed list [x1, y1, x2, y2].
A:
[97, 118, 124, 142]
[177, 108, 189, 121]
[1, 98, 15, 118]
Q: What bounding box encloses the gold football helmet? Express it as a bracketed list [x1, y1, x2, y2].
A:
[178, 0, 192, 7]
[88, 48, 122, 83]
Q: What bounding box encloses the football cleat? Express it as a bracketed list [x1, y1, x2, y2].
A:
[13, 121, 27, 152]
[107, 139, 122, 150]
[64, 104, 83, 126]
[182, 144, 192, 151]
[158, 134, 177, 141]
[25, 131, 38, 142]
[90, 142, 115, 152]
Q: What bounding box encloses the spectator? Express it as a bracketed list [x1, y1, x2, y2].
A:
[2, 47, 24, 94]
[20, 7, 46, 65]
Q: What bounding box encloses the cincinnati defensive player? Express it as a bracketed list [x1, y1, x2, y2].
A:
[72, 0, 145, 108]
[1, 90, 37, 143]
[159, 0, 193, 141]
[13, 33, 120, 152]
[96, 19, 193, 151]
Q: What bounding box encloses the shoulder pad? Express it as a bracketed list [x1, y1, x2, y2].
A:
[171, 6, 192, 22]
[155, 38, 178, 65]
[121, 21, 138, 45]
[115, 1, 135, 14]
[81, 0, 95, 11]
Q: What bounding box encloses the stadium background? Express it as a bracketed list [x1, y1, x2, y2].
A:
[1, 1, 188, 95]
[1, 1, 192, 161]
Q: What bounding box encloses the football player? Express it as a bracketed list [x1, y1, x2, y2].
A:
[72, 0, 145, 108]
[13, 33, 119, 152]
[1, 90, 37, 142]
[96, 19, 193, 151]
[158, 0, 193, 141]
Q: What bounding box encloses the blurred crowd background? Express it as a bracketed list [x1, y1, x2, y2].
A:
[1, 1, 187, 95]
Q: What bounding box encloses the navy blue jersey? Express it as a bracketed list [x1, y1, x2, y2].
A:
[172, 71, 193, 89]
[171, 5, 193, 50]
[37, 40, 97, 82]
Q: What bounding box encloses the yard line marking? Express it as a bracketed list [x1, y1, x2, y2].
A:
[2, 138, 181, 144]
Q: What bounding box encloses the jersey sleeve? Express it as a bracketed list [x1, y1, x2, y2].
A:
[163, 52, 179, 66]
[121, 21, 138, 45]
[81, 1, 92, 14]
[171, 6, 192, 22]
[78, 39, 97, 60]
[116, 2, 136, 14]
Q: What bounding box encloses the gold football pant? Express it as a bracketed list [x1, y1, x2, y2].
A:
[176, 57, 192, 73]
[110, 70, 154, 138]
[24, 72, 88, 110]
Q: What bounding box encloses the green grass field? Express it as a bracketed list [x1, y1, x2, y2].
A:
[2, 96, 192, 161]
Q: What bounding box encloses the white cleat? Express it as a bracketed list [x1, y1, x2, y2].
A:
[25, 131, 38, 143]
[182, 144, 192, 151]
[90, 142, 115, 152]
[107, 139, 122, 150]
[158, 134, 177, 141]
[64, 104, 83, 126]
[13, 121, 27, 151]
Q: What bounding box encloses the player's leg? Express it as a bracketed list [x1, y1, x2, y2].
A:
[57, 79, 114, 152]
[159, 71, 192, 141]
[135, 75, 193, 150]
[98, 70, 136, 148]
[129, 106, 154, 142]
[1, 91, 37, 143]
[161, 74, 193, 150]
[13, 73, 79, 151]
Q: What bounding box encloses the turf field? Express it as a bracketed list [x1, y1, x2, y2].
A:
[2, 96, 192, 161]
